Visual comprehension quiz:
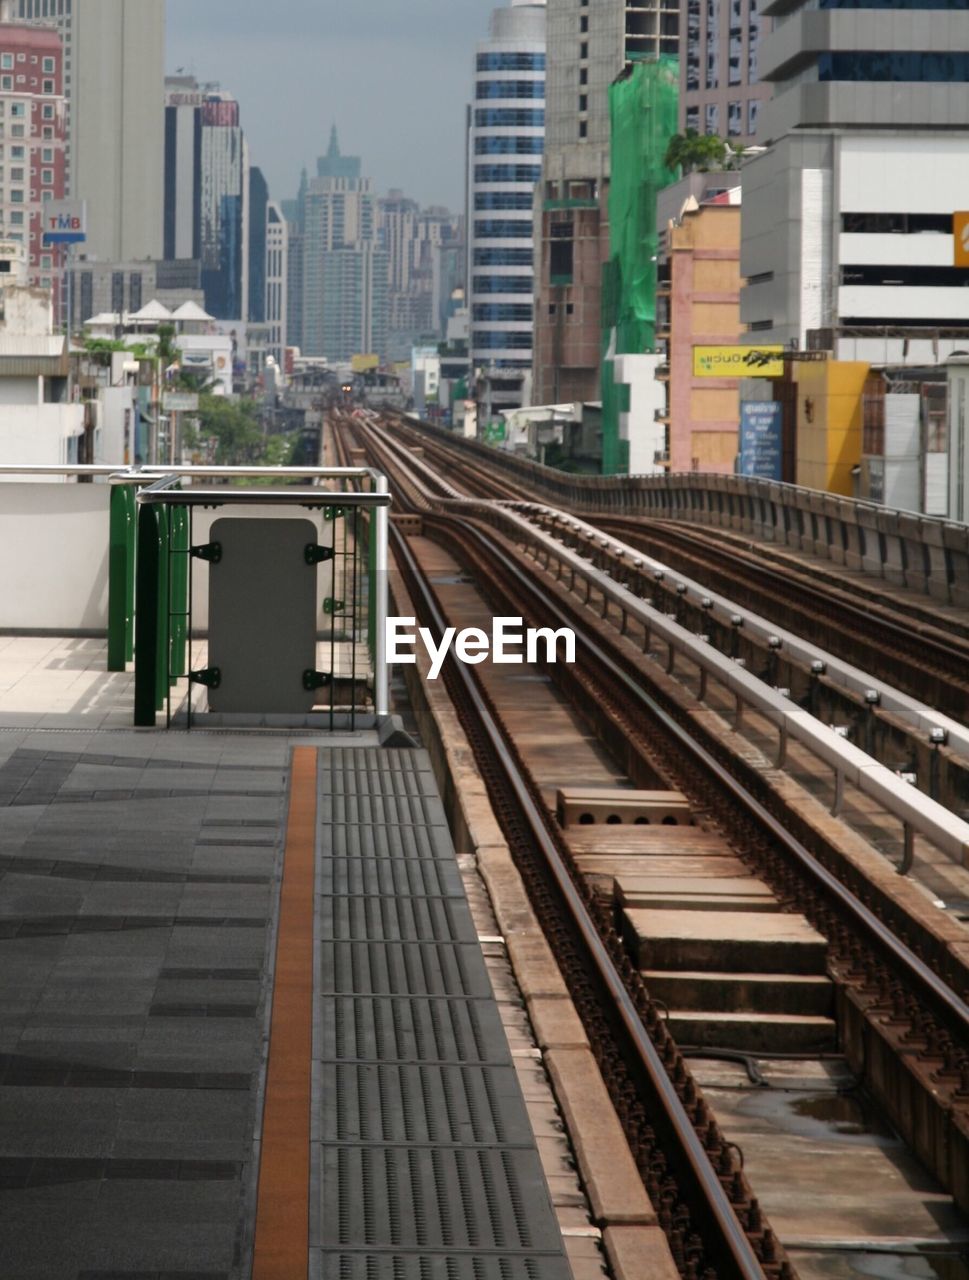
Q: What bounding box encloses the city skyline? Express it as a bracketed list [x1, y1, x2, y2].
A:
[166, 0, 495, 212]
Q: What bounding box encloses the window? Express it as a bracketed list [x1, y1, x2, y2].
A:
[11, 146, 24, 159]
[10, 102, 24, 117]
[42, 57, 55, 73]
[819, 50, 969, 79]
[9, 210, 22, 224]
[471, 330, 534, 350]
[1, 76, 12, 91]
[705, 103, 719, 132]
[0, 55, 11, 71]
[10, 166, 22, 180]
[41, 147, 52, 162]
[477, 80, 544, 100]
[579, 120, 587, 138]
[475, 163, 542, 183]
[580, 41, 588, 58]
[728, 101, 743, 135]
[475, 190, 534, 210]
[41, 168, 52, 184]
[580, 14, 589, 30]
[686, 106, 700, 131]
[473, 275, 534, 295]
[474, 218, 534, 238]
[11, 125, 24, 138]
[747, 98, 761, 135]
[474, 247, 534, 266]
[42, 105, 54, 119]
[475, 108, 545, 127]
[42, 79, 54, 94]
[579, 66, 588, 85]
[477, 52, 546, 71]
[472, 303, 534, 322]
[10, 188, 23, 202]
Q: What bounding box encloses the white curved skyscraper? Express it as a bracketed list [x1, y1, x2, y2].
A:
[468, 0, 546, 408]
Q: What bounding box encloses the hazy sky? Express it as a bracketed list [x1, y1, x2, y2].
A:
[167, 0, 496, 212]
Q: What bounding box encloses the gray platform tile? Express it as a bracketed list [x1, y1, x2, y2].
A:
[0, 1181, 239, 1279]
[174, 884, 271, 916]
[32, 984, 157, 1018]
[327, 820, 456, 862]
[318, 855, 466, 899]
[202, 796, 283, 823]
[318, 995, 515, 1068]
[76, 885, 186, 917]
[317, 791, 449, 829]
[113, 1091, 251, 1161]
[317, 893, 479, 945]
[315, 1146, 563, 1252]
[318, 941, 496, 999]
[153, 979, 261, 1006]
[315, 1063, 534, 1147]
[0, 1090, 121, 1157]
[309, 1251, 573, 1280]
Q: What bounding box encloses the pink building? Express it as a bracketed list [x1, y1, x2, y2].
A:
[0, 19, 66, 295]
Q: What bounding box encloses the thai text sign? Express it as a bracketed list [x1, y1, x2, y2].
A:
[693, 345, 784, 378]
[739, 401, 783, 480]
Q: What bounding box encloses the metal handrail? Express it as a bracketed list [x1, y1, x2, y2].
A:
[468, 501, 969, 873]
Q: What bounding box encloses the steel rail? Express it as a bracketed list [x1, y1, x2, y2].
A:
[433, 513, 969, 1040]
[390, 519, 769, 1280]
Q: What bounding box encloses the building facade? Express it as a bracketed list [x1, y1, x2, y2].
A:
[534, 0, 678, 406]
[300, 130, 382, 361]
[248, 165, 268, 324]
[741, 0, 969, 355]
[679, 0, 770, 142]
[17, 0, 165, 262]
[468, 0, 546, 407]
[265, 200, 288, 365]
[199, 91, 249, 322]
[0, 17, 65, 298]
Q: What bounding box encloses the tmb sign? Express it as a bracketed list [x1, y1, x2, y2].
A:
[42, 200, 87, 245]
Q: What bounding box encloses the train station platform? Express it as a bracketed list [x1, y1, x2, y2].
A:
[0, 710, 571, 1277]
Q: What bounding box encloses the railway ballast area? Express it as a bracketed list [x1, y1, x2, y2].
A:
[334, 407, 969, 1280]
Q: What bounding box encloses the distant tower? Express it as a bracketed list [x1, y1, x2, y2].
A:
[468, 0, 546, 402]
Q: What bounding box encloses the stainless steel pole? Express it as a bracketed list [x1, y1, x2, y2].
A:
[374, 473, 390, 719]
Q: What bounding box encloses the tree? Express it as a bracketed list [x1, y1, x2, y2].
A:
[664, 130, 733, 175]
[183, 394, 295, 469]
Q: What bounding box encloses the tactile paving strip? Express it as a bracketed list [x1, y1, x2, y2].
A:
[314, 749, 569, 1276]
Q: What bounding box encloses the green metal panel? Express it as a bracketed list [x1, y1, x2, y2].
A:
[107, 484, 136, 672]
[169, 506, 189, 680]
[156, 506, 170, 709]
[134, 504, 160, 728]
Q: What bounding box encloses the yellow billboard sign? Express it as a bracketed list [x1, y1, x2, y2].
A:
[954, 212, 969, 267]
[351, 353, 380, 373]
[693, 345, 785, 379]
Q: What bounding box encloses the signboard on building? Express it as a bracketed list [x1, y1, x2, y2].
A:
[693, 345, 784, 379]
[739, 401, 783, 480]
[163, 392, 200, 413]
[42, 200, 87, 246]
[953, 212, 969, 267]
[351, 354, 380, 373]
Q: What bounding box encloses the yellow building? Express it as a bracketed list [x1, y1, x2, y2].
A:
[794, 359, 869, 495]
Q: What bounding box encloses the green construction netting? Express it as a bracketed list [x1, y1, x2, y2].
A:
[600, 56, 679, 475]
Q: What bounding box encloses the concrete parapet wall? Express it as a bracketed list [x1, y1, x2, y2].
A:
[413, 420, 968, 602]
[0, 483, 110, 632]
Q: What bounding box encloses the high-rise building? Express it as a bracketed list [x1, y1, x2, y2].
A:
[265, 201, 288, 365]
[165, 78, 251, 321]
[0, 15, 65, 297]
[248, 166, 268, 324]
[468, 0, 546, 406]
[534, 0, 679, 406]
[17, 0, 165, 262]
[680, 0, 769, 142]
[740, 0, 969, 355]
[300, 129, 383, 360]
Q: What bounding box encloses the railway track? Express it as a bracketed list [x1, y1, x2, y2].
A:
[336, 409, 969, 1280]
[597, 516, 969, 724]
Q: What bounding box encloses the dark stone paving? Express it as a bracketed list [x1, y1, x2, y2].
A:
[0, 731, 289, 1280]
